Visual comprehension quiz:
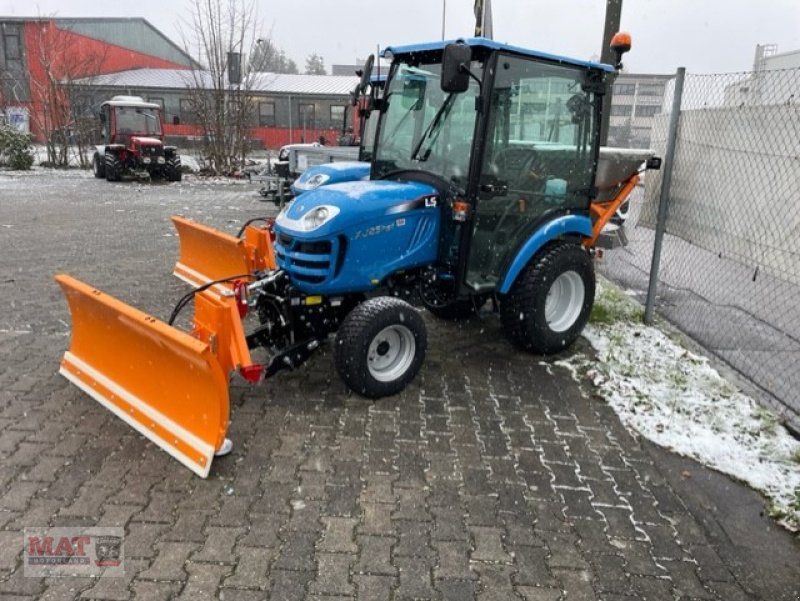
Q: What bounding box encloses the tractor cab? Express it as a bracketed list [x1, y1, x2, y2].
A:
[372, 39, 611, 298]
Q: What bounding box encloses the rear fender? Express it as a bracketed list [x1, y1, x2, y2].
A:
[497, 214, 593, 295]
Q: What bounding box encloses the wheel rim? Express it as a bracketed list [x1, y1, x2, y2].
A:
[544, 271, 585, 333]
[367, 325, 416, 382]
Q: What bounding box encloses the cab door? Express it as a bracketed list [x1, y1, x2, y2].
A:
[465, 55, 597, 291]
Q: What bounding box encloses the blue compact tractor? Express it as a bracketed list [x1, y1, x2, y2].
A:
[57, 35, 657, 475]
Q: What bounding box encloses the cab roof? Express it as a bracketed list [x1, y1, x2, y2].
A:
[100, 95, 161, 109]
[382, 37, 614, 73]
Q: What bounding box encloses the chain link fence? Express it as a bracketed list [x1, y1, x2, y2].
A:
[600, 67, 800, 430]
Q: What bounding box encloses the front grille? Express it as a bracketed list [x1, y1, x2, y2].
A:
[139, 145, 163, 157]
[274, 233, 336, 286]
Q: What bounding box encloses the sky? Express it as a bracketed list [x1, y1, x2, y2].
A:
[3, 0, 800, 74]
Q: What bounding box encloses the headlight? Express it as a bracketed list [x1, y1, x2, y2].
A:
[304, 173, 330, 189]
[303, 205, 338, 230]
[275, 203, 339, 232]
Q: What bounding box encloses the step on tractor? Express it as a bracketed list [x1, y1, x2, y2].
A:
[92, 96, 182, 182]
[56, 34, 660, 476]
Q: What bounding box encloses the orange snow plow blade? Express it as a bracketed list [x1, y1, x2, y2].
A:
[172, 216, 276, 288]
[55, 274, 231, 478]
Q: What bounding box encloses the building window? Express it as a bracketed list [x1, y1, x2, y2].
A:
[298, 103, 315, 129]
[613, 83, 636, 95]
[259, 101, 275, 127]
[635, 105, 660, 118]
[330, 105, 346, 127]
[3, 34, 21, 61]
[148, 97, 165, 110]
[610, 104, 632, 117]
[637, 84, 663, 96]
[179, 98, 197, 123]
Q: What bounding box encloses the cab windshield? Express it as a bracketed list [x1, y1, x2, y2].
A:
[115, 107, 162, 135]
[373, 59, 482, 192]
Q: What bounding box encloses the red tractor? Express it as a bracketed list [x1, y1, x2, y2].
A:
[92, 96, 182, 182]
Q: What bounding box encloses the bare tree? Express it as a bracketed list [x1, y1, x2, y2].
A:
[27, 18, 107, 167]
[180, 0, 262, 173]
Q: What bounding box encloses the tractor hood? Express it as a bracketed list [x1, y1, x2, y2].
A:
[291, 161, 371, 194]
[131, 136, 163, 146]
[275, 180, 438, 237]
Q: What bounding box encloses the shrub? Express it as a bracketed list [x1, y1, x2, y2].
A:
[0, 124, 34, 170]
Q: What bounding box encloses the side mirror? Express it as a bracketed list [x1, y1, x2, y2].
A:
[441, 42, 471, 93]
[349, 85, 359, 107]
[359, 54, 375, 94]
[610, 32, 632, 70]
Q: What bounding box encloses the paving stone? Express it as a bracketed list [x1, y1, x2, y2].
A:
[138, 542, 197, 580]
[175, 561, 232, 601]
[511, 545, 557, 587]
[354, 573, 396, 601]
[473, 563, 518, 601]
[393, 555, 437, 600]
[308, 552, 354, 595]
[394, 519, 435, 558]
[192, 526, 245, 563]
[516, 585, 563, 601]
[660, 559, 714, 598]
[432, 506, 468, 542]
[267, 569, 313, 601]
[546, 533, 589, 571]
[121, 522, 169, 559]
[470, 526, 512, 563]
[359, 502, 394, 535]
[433, 540, 475, 581]
[223, 549, 273, 589]
[354, 535, 396, 576]
[551, 568, 597, 601]
[238, 514, 283, 548]
[317, 516, 358, 553]
[272, 530, 318, 572]
[436, 578, 477, 601]
[80, 558, 147, 600]
[163, 510, 212, 542]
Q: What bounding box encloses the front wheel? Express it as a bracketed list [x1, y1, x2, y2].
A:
[104, 153, 121, 182]
[165, 156, 182, 182]
[500, 243, 595, 354]
[92, 153, 105, 178]
[334, 297, 427, 398]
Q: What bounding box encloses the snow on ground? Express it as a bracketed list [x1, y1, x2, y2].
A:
[564, 278, 800, 531]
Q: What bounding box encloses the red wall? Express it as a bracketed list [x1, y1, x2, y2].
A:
[22, 20, 190, 141]
[163, 124, 350, 152]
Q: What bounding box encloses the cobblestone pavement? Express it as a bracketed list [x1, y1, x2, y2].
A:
[1, 170, 798, 600]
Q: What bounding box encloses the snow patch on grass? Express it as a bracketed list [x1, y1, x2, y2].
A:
[565, 278, 800, 531]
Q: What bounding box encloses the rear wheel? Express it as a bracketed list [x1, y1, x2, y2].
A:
[104, 153, 121, 181]
[334, 297, 427, 398]
[500, 243, 595, 354]
[92, 153, 105, 178]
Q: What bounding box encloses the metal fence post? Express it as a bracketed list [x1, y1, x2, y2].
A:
[644, 67, 686, 324]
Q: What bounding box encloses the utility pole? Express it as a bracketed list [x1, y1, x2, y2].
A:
[599, 0, 623, 145]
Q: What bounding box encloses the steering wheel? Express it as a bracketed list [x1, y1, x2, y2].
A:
[491, 147, 546, 192]
[518, 150, 547, 190]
